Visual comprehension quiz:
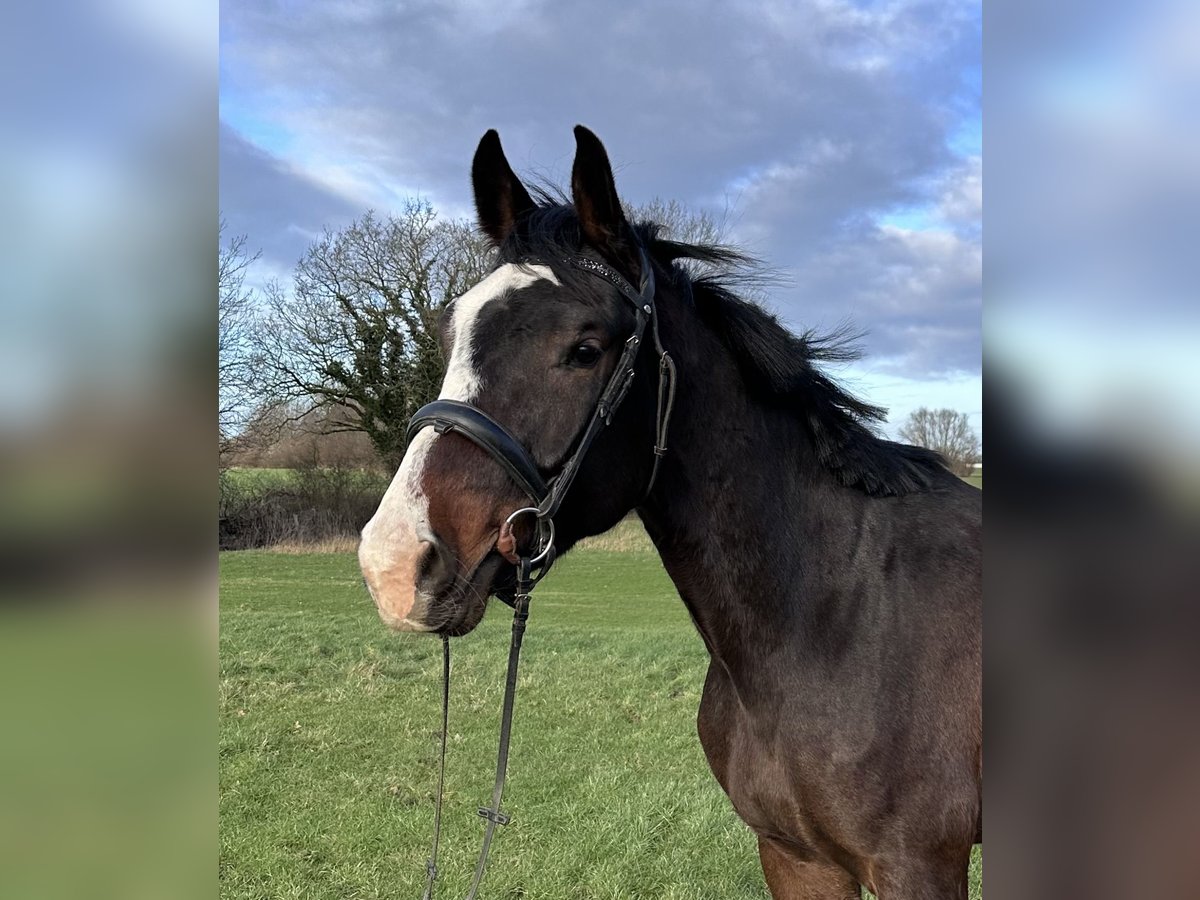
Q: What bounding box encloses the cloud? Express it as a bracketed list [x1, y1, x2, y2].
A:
[938, 155, 983, 230]
[218, 121, 361, 280]
[728, 146, 981, 378]
[220, 0, 981, 381]
[221, 0, 976, 201]
[775, 222, 981, 377]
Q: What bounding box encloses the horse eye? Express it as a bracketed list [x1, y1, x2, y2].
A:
[568, 343, 603, 368]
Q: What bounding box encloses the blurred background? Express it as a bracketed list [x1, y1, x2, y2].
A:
[987, 2, 1200, 897]
[1, 2, 213, 899]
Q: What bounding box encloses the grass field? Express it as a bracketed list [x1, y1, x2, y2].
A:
[220, 543, 981, 898]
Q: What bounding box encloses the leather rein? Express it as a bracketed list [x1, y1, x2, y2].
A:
[404, 244, 676, 899]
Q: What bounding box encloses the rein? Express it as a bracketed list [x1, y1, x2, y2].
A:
[420, 559, 534, 900]
[405, 245, 675, 899]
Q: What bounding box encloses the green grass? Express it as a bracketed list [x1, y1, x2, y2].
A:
[220, 547, 981, 898]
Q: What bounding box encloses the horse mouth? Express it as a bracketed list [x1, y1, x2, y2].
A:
[428, 549, 510, 637]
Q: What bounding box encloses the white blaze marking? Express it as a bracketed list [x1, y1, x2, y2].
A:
[359, 264, 559, 625]
[439, 264, 559, 401]
[359, 426, 438, 629]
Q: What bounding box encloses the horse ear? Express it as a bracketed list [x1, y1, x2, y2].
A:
[571, 125, 638, 277]
[472, 129, 536, 246]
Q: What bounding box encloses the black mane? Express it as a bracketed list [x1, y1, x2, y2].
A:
[682, 276, 950, 497]
[500, 200, 951, 497]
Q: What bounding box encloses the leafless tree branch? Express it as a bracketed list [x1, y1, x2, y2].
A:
[898, 408, 981, 476]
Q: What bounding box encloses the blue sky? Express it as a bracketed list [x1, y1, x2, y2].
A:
[220, 0, 981, 440]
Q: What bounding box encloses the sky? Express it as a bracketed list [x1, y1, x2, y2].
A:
[219, 0, 982, 440]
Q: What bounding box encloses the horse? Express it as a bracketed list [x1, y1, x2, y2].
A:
[359, 126, 982, 899]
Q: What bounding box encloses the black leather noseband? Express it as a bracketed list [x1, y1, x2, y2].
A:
[406, 401, 549, 504]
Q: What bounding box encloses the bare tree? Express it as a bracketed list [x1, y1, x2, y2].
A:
[899, 408, 981, 476]
[225, 399, 380, 470]
[253, 201, 494, 467]
[218, 219, 261, 457]
[629, 197, 728, 247]
[629, 198, 773, 300]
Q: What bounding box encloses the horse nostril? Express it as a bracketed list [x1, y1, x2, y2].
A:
[416, 536, 457, 594]
[415, 541, 436, 582]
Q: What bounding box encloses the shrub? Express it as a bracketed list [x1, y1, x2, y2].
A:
[219, 467, 389, 550]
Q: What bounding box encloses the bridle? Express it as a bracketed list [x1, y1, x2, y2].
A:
[408, 243, 676, 571]
[403, 242, 676, 899]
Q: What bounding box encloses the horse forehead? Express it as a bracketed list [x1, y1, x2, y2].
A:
[449, 263, 560, 337]
[441, 263, 560, 403]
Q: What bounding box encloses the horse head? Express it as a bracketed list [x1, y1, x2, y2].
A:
[359, 127, 663, 635]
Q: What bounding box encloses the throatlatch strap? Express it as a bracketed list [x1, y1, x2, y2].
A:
[647, 350, 677, 498]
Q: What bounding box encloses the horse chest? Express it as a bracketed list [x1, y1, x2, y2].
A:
[696, 662, 805, 837]
[697, 658, 873, 866]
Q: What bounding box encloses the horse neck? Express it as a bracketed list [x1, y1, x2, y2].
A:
[637, 292, 870, 677]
